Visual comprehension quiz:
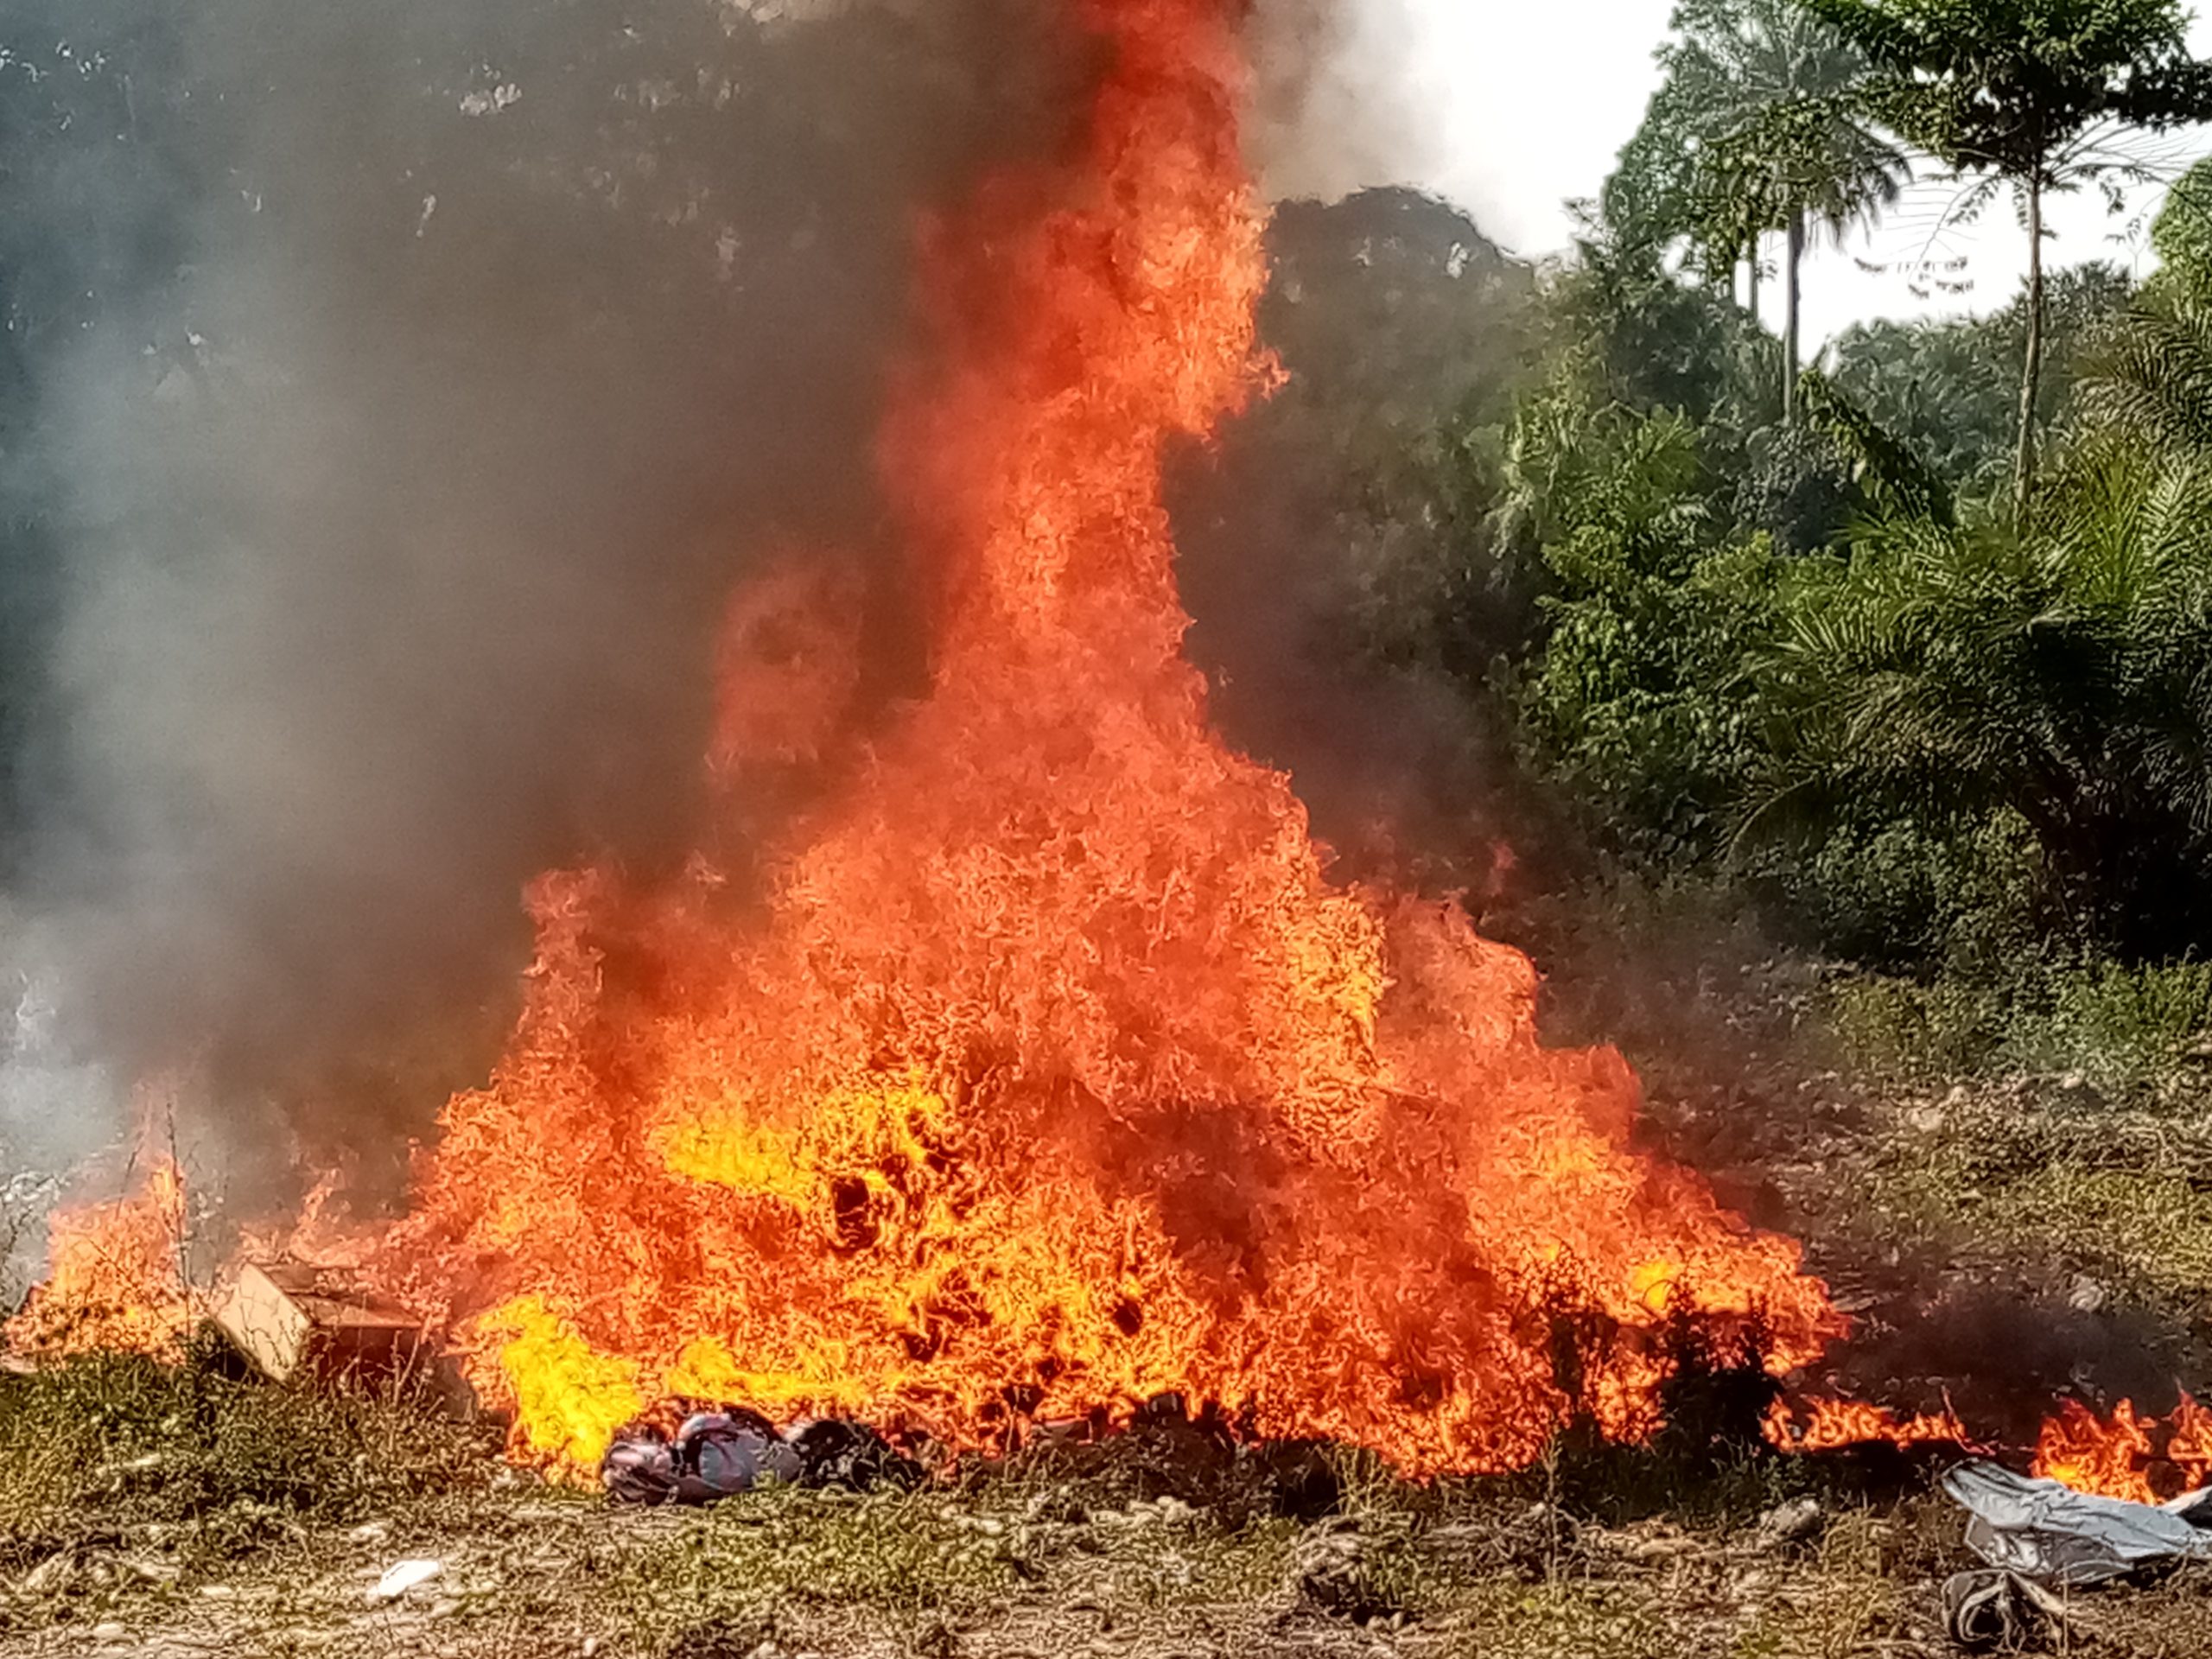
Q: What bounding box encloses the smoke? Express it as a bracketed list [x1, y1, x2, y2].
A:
[0, 0, 1095, 1185]
[0, 0, 1480, 1202]
[1242, 0, 1456, 210]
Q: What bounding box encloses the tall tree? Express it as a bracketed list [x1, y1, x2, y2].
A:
[1615, 0, 1907, 420]
[1805, 0, 2212, 509]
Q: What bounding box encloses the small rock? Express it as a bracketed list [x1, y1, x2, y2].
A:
[120, 1554, 180, 1586]
[1907, 1106, 1946, 1135]
[90, 1623, 128, 1642]
[346, 1521, 391, 1546]
[367, 1558, 446, 1605]
[1025, 1485, 1088, 1525]
[19, 1552, 76, 1595]
[2069, 1274, 2108, 1314]
[1292, 1526, 1397, 1623]
[1756, 1497, 1823, 1547]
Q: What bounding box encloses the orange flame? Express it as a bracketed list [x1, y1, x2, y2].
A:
[2026, 1395, 2212, 1503]
[360, 0, 1842, 1478]
[2166, 1391, 2212, 1493]
[4, 1160, 193, 1363]
[2033, 1399, 2158, 1504]
[1763, 1396, 1971, 1455]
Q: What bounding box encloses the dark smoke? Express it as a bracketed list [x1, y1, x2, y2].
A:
[0, 0, 1497, 1205]
[0, 0, 1095, 1184]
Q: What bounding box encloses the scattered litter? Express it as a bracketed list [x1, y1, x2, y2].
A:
[1754, 1497, 1823, 1548]
[601, 1411, 918, 1506]
[1939, 1460, 2212, 1648]
[367, 1558, 446, 1605]
[216, 1262, 429, 1386]
[18, 1551, 76, 1596]
[1942, 1568, 2079, 1650]
[1944, 1461, 2212, 1586]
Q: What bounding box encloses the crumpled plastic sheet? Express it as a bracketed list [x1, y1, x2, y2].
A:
[601, 1408, 918, 1506]
[1944, 1460, 2212, 1586]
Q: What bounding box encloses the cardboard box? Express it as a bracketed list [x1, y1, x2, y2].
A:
[214, 1262, 426, 1384]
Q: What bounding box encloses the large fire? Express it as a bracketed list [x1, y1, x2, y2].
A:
[15, 0, 2183, 1502]
[40, 0, 2078, 1490]
[353, 0, 1841, 1477]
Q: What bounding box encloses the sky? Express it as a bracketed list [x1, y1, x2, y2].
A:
[1296, 0, 2212, 347]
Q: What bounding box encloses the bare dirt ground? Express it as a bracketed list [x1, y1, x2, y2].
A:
[7, 1460, 2211, 1659]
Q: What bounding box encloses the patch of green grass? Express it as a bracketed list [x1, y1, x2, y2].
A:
[1821, 957, 2212, 1094]
[0, 1347, 499, 1638]
[0, 1349, 498, 1550]
[1890, 1147, 2212, 1312]
[1820, 975, 2007, 1082]
[1438, 1580, 1689, 1659]
[610, 1484, 1025, 1651]
[1730, 1510, 1899, 1659]
[2010, 960, 2212, 1090]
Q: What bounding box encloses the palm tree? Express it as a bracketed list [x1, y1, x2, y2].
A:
[1661, 0, 1909, 419]
[2082, 294, 2212, 455]
[1745, 443, 2212, 954]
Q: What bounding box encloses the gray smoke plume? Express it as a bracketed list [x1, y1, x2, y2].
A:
[0, 0, 1458, 1211]
[1243, 0, 1455, 208]
[0, 0, 1094, 1192]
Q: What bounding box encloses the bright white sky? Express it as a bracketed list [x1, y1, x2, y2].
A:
[1319, 0, 2212, 347]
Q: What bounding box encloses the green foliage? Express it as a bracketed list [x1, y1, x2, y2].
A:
[1825, 954, 2212, 1094]
[1750, 446, 2212, 956]
[1544, 226, 1778, 430]
[2014, 958, 2212, 1084]
[1804, 0, 2212, 184]
[1615, 0, 1905, 269]
[1503, 385, 1788, 860]
[0, 1351, 495, 1546]
[1730, 419, 1865, 552]
[1808, 0, 2212, 499]
[1764, 813, 2042, 971]
[1827, 264, 2135, 495]
[2082, 289, 2212, 453]
[1793, 369, 1955, 524]
[2152, 156, 2212, 296]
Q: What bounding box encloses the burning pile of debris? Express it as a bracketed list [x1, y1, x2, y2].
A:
[4, 0, 2209, 1649]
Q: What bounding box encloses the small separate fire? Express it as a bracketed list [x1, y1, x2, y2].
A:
[5, 1159, 192, 1363]
[0, 0, 2185, 1506]
[2031, 1395, 2212, 1504]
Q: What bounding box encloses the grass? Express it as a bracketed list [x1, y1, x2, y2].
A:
[12, 902, 2212, 1652]
[0, 1350, 1988, 1658]
[1821, 958, 2212, 1097]
[1863, 1087, 2212, 1321]
[0, 1343, 501, 1637]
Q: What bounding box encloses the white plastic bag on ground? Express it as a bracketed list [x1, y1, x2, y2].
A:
[1944, 1461, 2212, 1586]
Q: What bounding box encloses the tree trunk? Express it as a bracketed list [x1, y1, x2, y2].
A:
[1747, 232, 1762, 323]
[2014, 175, 2046, 514]
[1783, 210, 1804, 423]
